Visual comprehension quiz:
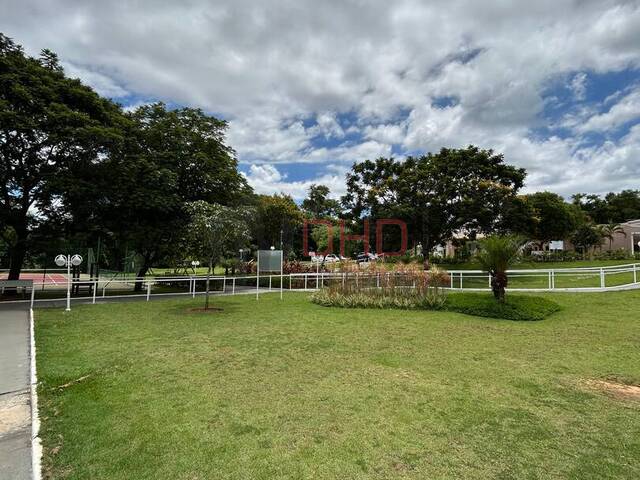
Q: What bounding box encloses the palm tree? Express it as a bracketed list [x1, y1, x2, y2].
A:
[476, 235, 525, 302]
[600, 223, 626, 251]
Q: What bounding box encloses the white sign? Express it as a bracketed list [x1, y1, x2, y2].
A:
[256, 249, 284, 300]
[549, 241, 564, 251]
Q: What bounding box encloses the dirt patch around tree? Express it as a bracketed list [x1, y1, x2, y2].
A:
[582, 379, 640, 401]
[185, 307, 224, 313]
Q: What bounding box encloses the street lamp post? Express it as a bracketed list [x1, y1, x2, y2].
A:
[55, 254, 83, 312]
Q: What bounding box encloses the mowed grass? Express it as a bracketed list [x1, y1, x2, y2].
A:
[36, 291, 640, 479]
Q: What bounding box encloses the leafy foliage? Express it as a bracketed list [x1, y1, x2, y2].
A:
[571, 224, 603, 258]
[252, 194, 303, 254]
[599, 223, 625, 250]
[185, 201, 251, 308]
[0, 33, 124, 279]
[301, 184, 341, 218]
[573, 190, 640, 224]
[476, 235, 525, 301]
[521, 192, 580, 244]
[342, 146, 526, 253]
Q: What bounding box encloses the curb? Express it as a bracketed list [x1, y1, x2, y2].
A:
[29, 308, 42, 480]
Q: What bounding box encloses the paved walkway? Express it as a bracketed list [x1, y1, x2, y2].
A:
[0, 304, 32, 480]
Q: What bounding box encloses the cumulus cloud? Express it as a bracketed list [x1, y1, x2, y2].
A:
[243, 164, 348, 200]
[2, 0, 640, 197]
[576, 87, 640, 133]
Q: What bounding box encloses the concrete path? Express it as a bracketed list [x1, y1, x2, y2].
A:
[0, 305, 32, 480]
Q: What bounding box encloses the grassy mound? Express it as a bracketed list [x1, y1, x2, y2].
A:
[311, 290, 561, 321]
[445, 293, 561, 321]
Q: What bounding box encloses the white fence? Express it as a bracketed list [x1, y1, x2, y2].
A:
[2, 263, 639, 308]
[447, 263, 640, 291]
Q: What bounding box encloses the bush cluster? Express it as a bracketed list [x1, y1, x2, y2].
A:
[311, 287, 447, 310]
[311, 263, 450, 310]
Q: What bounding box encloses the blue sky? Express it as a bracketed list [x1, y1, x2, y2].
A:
[3, 0, 640, 200]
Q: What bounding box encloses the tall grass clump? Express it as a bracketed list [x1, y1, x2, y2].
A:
[311, 262, 450, 310]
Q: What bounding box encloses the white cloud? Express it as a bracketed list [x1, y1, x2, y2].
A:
[3, 0, 640, 196]
[243, 163, 348, 200]
[569, 72, 588, 101]
[314, 112, 345, 139]
[62, 62, 129, 98]
[576, 88, 640, 133]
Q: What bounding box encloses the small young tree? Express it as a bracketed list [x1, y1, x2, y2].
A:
[186, 201, 251, 309]
[600, 223, 626, 251]
[476, 235, 525, 302]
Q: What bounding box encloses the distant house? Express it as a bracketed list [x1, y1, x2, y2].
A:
[601, 219, 640, 254]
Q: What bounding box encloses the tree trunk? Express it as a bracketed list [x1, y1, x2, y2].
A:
[7, 240, 27, 281]
[205, 258, 213, 310]
[134, 262, 150, 292]
[490, 271, 508, 302]
[2, 228, 28, 295]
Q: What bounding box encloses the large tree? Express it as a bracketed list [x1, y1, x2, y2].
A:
[59, 102, 251, 287]
[0, 33, 124, 279]
[571, 224, 603, 259]
[523, 192, 579, 246]
[342, 146, 526, 253]
[252, 194, 303, 255]
[573, 190, 640, 224]
[302, 184, 341, 218]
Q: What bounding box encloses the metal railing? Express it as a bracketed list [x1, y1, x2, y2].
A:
[2, 263, 639, 309]
[446, 263, 640, 291]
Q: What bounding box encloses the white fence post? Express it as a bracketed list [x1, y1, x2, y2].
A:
[450, 273, 454, 289]
[304, 274, 308, 291]
[600, 268, 605, 289]
[92, 281, 97, 304]
[30, 285, 35, 310]
[269, 275, 272, 291]
[192, 278, 196, 298]
[146, 281, 151, 301]
[548, 271, 552, 290]
[232, 277, 236, 295]
[551, 270, 555, 290]
[459, 272, 463, 289]
[634, 264, 638, 284]
[222, 276, 226, 293]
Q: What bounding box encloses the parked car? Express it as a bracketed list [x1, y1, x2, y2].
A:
[311, 253, 346, 263]
[356, 252, 378, 263]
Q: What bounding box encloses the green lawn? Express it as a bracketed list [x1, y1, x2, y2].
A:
[36, 291, 640, 479]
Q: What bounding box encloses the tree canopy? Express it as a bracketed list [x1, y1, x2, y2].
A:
[302, 184, 341, 218]
[0, 33, 124, 279]
[342, 146, 526, 253]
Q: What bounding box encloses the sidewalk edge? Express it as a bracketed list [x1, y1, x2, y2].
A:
[29, 308, 42, 480]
